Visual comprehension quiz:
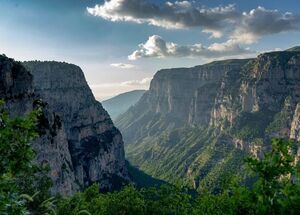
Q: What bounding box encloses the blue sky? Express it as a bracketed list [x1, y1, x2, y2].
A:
[1, 0, 300, 100]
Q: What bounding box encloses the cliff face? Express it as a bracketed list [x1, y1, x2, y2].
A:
[23, 61, 129, 193]
[0, 55, 129, 196]
[0, 55, 33, 115]
[0, 55, 76, 195]
[116, 51, 300, 189]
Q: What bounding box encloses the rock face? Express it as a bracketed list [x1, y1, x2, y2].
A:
[0, 55, 129, 196]
[23, 61, 129, 194]
[0, 55, 75, 195]
[0, 55, 34, 115]
[116, 50, 300, 189]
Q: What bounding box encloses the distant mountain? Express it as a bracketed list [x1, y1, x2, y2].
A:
[102, 90, 146, 121]
[116, 50, 300, 190]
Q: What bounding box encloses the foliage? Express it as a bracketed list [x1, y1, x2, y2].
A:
[266, 97, 294, 135]
[231, 111, 275, 140]
[57, 138, 300, 215]
[57, 184, 194, 215]
[245, 138, 300, 214]
[0, 100, 53, 214]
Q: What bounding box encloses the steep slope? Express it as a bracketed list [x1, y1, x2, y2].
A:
[102, 90, 146, 121]
[1, 55, 76, 195]
[0, 55, 129, 196]
[22, 61, 129, 193]
[116, 51, 300, 189]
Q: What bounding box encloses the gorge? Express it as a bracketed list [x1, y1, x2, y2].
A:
[116, 49, 300, 189]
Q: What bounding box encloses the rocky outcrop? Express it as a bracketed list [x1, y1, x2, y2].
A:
[116, 50, 300, 189]
[0, 55, 129, 196]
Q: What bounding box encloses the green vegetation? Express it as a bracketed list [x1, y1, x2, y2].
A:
[1, 100, 299, 214]
[56, 139, 300, 215]
[56, 184, 193, 215]
[0, 100, 53, 214]
[231, 111, 275, 140]
[266, 108, 292, 134]
[126, 161, 166, 188]
[125, 126, 247, 190]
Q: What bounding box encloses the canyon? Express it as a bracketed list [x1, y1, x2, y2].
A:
[116, 49, 300, 189]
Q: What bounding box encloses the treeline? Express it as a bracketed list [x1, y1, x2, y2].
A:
[0, 103, 299, 215]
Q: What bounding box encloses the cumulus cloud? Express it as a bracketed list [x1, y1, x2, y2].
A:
[87, 1, 300, 42]
[128, 35, 253, 60]
[110, 63, 136, 69]
[232, 6, 300, 44]
[87, 0, 238, 34]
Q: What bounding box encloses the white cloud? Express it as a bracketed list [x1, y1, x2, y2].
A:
[231, 6, 300, 44]
[128, 35, 253, 60]
[120, 77, 152, 86]
[87, 0, 238, 31]
[87, 1, 300, 43]
[110, 63, 136, 69]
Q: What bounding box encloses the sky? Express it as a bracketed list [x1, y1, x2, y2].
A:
[1, 0, 300, 100]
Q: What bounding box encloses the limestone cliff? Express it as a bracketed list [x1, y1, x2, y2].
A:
[0, 55, 129, 196]
[23, 61, 129, 193]
[0, 55, 76, 195]
[116, 50, 300, 189]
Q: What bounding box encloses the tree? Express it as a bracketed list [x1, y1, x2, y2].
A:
[0, 100, 53, 214]
[245, 138, 300, 214]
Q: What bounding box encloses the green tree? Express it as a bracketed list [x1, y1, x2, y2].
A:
[194, 138, 300, 215]
[246, 138, 300, 214]
[0, 100, 53, 214]
[142, 184, 193, 215]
